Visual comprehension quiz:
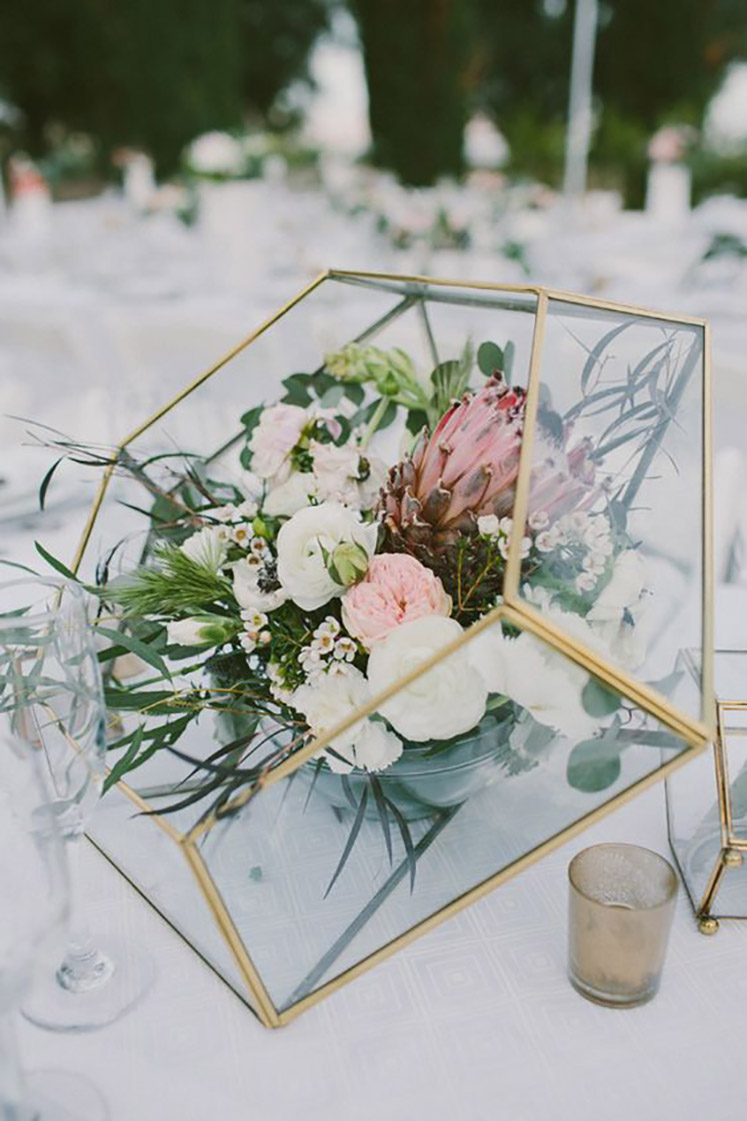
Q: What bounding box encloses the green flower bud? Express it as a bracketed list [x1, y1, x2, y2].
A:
[328, 541, 370, 587]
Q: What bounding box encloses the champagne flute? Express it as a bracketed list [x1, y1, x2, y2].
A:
[0, 577, 154, 1032]
[0, 733, 107, 1119]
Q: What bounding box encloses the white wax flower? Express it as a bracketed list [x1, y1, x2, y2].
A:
[180, 526, 228, 572]
[292, 667, 402, 773]
[276, 501, 378, 611]
[367, 615, 488, 742]
[248, 403, 308, 483]
[477, 514, 500, 537]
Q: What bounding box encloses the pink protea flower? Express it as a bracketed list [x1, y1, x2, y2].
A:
[379, 375, 526, 554]
[342, 553, 452, 648]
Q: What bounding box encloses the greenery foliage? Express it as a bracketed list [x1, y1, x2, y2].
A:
[0, 0, 328, 178]
[353, 0, 474, 186]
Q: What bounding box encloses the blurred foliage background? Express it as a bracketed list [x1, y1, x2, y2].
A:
[0, 0, 745, 201]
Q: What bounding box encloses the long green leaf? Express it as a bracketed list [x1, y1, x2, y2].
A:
[104, 725, 144, 793]
[384, 795, 417, 892]
[38, 457, 64, 510]
[95, 626, 171, 682]
[369, 775, 393, 866]
[324, 786, 369, 897]
[34, 541, 79, 582]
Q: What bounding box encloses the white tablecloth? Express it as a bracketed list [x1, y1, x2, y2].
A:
[17, 782, 747, 1121]
[5, 193, 747, 1121]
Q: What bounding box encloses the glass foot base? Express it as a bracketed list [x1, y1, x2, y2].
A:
[22, 938, 155, 1032]
[25, 1069, 108, 1121]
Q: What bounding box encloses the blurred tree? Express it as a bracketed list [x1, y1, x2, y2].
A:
[353, 0, 474, 186]
[239, 0, 329, 121]
[472, 0, 747, 197]
[0, 0, 328, 178]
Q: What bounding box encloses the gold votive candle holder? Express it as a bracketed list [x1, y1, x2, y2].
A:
[568, 843, 678, 1008]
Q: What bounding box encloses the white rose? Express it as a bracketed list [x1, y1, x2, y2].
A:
[367, 615, 488, 742]
[180, 526, 228, 572]
[292, 668, 402, 773]
[473, 622, 597, 742]
[248, 403, 308, 483]
[276, 501, 378, 611]
[263, 472, 317, 517]
[232, 558, 288, 613]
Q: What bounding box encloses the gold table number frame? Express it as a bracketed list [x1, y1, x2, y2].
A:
[667, 647, 747, 935]
[71, 272, 714, 1027]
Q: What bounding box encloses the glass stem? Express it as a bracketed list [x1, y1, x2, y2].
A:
[56, 833, 112, 994]
[0, 1010, 30, 1121]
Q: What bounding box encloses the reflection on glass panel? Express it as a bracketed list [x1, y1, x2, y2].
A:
[517, 300, 705, 722]
[190, 615, 686, 1012]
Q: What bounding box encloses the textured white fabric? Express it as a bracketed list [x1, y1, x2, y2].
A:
[4, 193, 747, 1120]
[17, 783, 747, 1121]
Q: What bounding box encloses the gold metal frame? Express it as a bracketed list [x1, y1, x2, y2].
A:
[668, 697, 747, 935]
[72, 270, 714, 1026]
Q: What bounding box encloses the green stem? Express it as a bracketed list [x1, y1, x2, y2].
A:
[359, 396, 392, 451]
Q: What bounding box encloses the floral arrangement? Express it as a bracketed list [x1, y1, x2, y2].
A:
[36, 327, 681, 892]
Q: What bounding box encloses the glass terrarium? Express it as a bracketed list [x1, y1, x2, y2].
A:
[667, 649, 747, 932]
[69, 271, 714, 1027]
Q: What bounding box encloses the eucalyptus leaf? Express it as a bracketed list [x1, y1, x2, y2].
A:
[567, 737, 622, 793]
[477, 341, 504, 376]
[581, 679, 621, 718]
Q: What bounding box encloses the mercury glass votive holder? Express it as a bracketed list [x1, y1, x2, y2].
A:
[568, 843, 678, 1008]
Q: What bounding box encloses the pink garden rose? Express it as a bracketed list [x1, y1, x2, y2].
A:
[342, 553, 451, 648]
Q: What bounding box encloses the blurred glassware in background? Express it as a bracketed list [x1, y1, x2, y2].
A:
[0, 577, 154, 1032]
[0, 733, 107, 1119]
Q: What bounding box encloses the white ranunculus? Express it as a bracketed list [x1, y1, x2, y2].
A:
[248, 403, 308, 483]
[263, 472, 317, 517]
[367, 615, 488, 742]
[276, 501, 378, 611]
[473, 622, 597, 742]
[231, 558, 288, 613]
[586, 549, 650, 669]
[180, 526, 228, 572]
[292, 668, 402, 773]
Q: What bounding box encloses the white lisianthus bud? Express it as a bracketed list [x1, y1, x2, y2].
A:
[167, 615, 237, 647]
